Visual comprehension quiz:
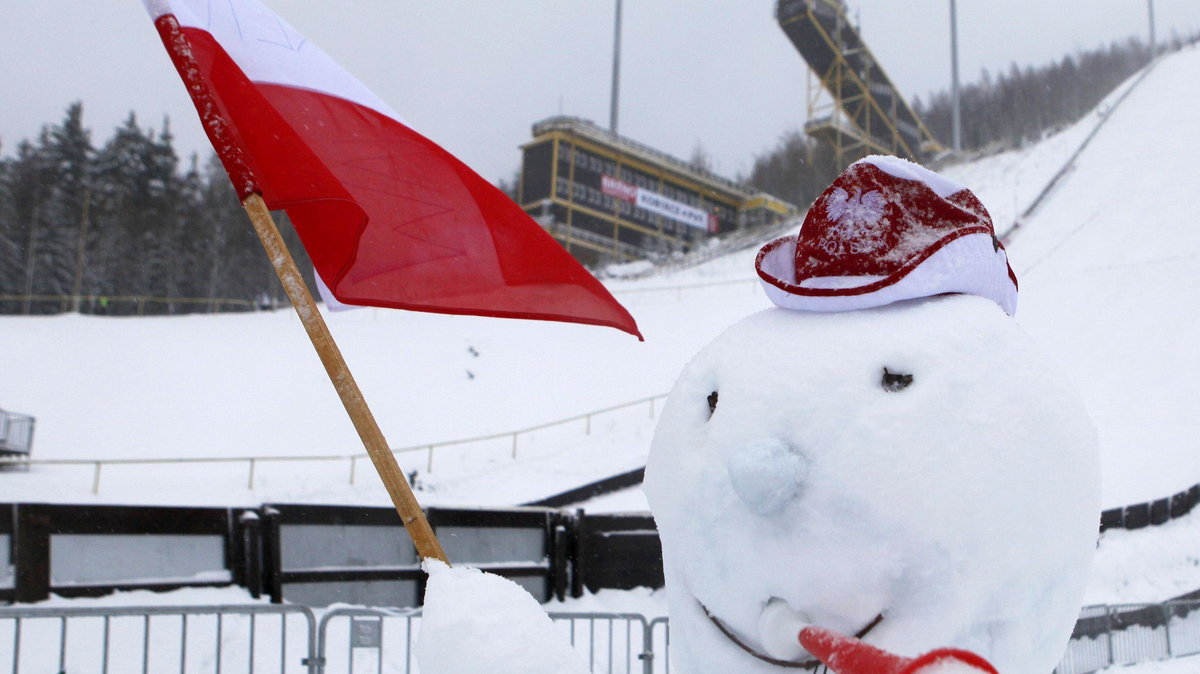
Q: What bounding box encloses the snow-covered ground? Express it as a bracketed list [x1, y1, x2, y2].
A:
[6, 49, 1199, 512]
[4, 41, 1200, 674]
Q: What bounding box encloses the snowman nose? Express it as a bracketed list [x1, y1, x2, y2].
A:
[726, 437, 808, 515]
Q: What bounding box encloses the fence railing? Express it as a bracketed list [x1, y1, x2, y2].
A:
[1100, 484, 1200, 532]
[1056, 600, 1200, 673]
[0, 604, 661, 674]
[0, 274, 766, 318]
[0, 394, 668, 494]
[4, 600, 1200, 674]
[317, 608, 666, 674]
[0, 294, 261, 316]
[311, 608, 670, 674]
[315, 607, 422, 674]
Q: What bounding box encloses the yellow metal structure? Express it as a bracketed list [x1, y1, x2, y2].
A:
[777, 0, 943, 168]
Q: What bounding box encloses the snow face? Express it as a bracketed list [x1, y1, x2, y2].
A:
[416, 560, 588, 674]
[643, 294, 1099, 673]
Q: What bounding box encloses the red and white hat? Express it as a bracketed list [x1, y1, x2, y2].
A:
[756, 155, 1018, 315]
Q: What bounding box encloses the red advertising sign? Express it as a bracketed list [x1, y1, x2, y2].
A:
[601, 175, 638, 203]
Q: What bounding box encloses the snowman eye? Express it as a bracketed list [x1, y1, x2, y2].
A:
[881, 368, 914, 392]
[707, 391, 719, 418]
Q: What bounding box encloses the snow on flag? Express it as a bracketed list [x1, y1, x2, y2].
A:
[143, 0, 641, 338]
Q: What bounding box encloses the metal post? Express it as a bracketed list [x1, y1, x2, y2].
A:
[261, 507, 284, 604]
[949, 0, 962, 152]
[610, 0, 623, 133]
[58, 616, 67, 672]
[1147, 0, 1157, 54]
[642, 619, 655, 674]
[141, 614, 151, 674]
[102, 616, 111, 674]
[241, 510, 263, 599]
[1162, 603, 1173, 656]
[571, 508, 587, 598]
[1106, 607, 1115, 665]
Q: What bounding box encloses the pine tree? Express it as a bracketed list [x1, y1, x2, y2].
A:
[196, 153, 266, 309]
[745, 131, 840, 211]
[5, 138, 56, 313]
[145, 117, 186, 312]
[42, 103, 96, 312]
[90, 113, 180, 312]
[173, 152, 208, 306]
[0, 102, 98, 314]
[0, 146, 22, 312]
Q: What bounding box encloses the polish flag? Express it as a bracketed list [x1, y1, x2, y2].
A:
[143, 0, 641, 338]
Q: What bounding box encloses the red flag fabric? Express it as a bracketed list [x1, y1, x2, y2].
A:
[143, 0, 641, 338]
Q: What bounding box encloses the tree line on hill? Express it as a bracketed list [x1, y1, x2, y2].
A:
[0, 104, 315, 316]
[744, 33, 1195, 213]
[1, 33, 1193, 315]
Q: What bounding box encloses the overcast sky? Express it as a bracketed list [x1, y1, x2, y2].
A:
[2, 1, 1197, 184]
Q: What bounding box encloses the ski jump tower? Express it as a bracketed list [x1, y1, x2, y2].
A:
[776, 0, 944, 168]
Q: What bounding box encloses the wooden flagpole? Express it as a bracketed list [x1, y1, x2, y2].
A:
[240, 193, 448, 564]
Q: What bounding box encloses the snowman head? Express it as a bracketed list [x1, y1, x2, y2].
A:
[644, 157, 1098, 674]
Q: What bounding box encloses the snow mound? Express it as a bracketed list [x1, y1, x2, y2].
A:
[416, 560, 587, 674]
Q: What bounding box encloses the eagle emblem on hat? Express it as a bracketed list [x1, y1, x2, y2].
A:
[823, 187, 887, 256]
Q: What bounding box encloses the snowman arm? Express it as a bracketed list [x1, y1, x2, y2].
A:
[798, 626, 999, 674]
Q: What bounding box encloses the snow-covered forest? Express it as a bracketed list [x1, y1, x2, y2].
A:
[0, 105, 316, 316]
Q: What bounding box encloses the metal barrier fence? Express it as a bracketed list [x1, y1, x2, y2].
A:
[0, 605, 661, 674]
[313, 609, 667, 674]
[315, 608, 421, 674]
[546, 612, 659, 674]
[1056, 600, 1200, 673]
[0, 604, 318, 673]
[4, 601, 1200, 674]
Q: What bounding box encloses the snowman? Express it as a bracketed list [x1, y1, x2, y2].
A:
[644, 156, 1099, 673]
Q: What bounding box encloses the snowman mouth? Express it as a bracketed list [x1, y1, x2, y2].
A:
[700, 601, 884, 669]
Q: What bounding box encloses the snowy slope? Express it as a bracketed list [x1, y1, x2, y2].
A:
[0, 260, 771, 507]
[992, 46, 1200, 507]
